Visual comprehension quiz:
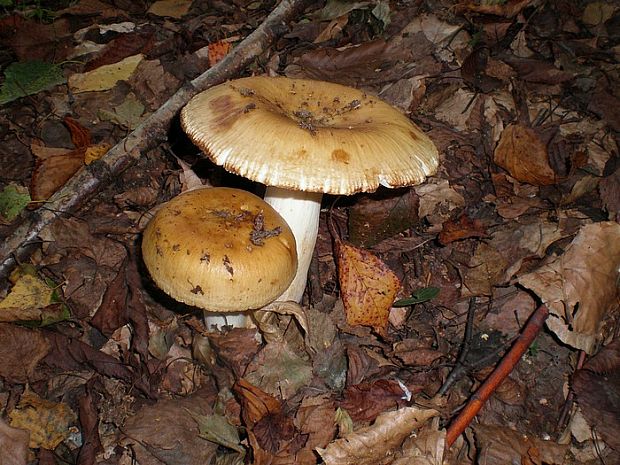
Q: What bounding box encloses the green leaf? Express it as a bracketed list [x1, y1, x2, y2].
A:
[0, 184, 30, 222]
[393, 287, 440, 307]
[0, 61, 66, 105]
[97, 94, 145, 129]
[189, 410, 245, 454]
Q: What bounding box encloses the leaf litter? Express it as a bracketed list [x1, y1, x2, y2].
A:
[0, 0, 619, 464]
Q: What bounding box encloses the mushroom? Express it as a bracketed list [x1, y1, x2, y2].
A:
[180, 76, 439, 302]
[141, 186, 297, 328]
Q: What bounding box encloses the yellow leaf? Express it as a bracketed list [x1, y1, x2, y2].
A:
[84, 142, 111, 165]
[68, 54, 144, 93]
[0, 274, 53, 310]
[336, 242, 401, 335]
[9, 388, 76, 450]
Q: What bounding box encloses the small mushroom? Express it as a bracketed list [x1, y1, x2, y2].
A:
[181, 76, 439, 302]
[141, 187, 297, 327]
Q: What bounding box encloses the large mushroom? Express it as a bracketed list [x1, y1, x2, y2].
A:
[181, 76, 439, 302]
[142, 187, 297, 327]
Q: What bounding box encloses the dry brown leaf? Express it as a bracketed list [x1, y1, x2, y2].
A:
[233, 379, 304, 463]
[340, 379, 407, 423]
[314, 15, 348, 43]
[519, 222, 620, 353]
[336, 241, 401, 336]
[317, 406, 438, 465]
[348, 189, 420, 247]
[0, 417, 29, 465]
[120, 390, 218, 465]
[84, 31, 155, 72]
[63, 116, 91, 149]
[573, 338, 620, 451]
[413, 178, 465, 221]
[438, 214, 488, 245]
[474, 424, 568, 464]
[394, 428, 445, 465]
[0, 324, 50, 383]
[234, 378, 282, 427]
[294, 394, 337, 465]
[30, 150, 84, 202]
[455, 0, 536, 18]
[494, 124, 556, 186]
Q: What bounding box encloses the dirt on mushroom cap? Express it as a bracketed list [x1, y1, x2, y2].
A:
[141, 187, 297, 311]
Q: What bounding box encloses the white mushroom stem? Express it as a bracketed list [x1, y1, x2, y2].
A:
[263, 187, 323, 302]
[203, 312, 250, 329]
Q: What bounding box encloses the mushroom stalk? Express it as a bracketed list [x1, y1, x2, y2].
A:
[263, 186, 323, 302]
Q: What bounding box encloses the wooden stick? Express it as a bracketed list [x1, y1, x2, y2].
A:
[445, 304, 550, 448]
[0, 0, 313, 281]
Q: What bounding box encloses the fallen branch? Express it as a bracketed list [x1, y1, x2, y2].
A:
[445, 304, 550, 449]
[0, 0, 313, 281]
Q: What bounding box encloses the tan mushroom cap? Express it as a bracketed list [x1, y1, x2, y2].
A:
[142, 187, 297, 312]
[180, 76, 439, 195]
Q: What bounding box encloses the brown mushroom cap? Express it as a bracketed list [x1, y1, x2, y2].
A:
[141, 187, 297, 311]
[180, 76, 439, 195]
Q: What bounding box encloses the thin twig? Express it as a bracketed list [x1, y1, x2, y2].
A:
[438, 297, 477, 396]
[0, 0, 313, 281]
[445, 304, 550, 449]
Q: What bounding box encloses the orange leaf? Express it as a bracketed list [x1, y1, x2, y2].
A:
[63, 116, 91, 149]
[233, 378, 281, 427]
[30, 150, 83, 201]
[336, 241, 401, 336]
[208, 40, 231, 67]
[438, 214, 488, 245]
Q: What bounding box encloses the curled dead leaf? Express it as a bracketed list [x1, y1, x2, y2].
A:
[317, 406, 438, 465]
[494, 124, 556, 186]
[518, 222, 620, 353]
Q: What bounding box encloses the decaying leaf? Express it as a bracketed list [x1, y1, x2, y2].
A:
[244, 341, 313, 399]
[317, 406, 438, 465]
[0, 60, 66, 105]
[336, 240, 401, 335]
[9, 388, 76, 450]
[519, 222, 620, 353]
[98, 94, 145, 129]
[494, 124, 556, 186]
[0, 184, 30, 223]
[191, 411, 245, 454]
